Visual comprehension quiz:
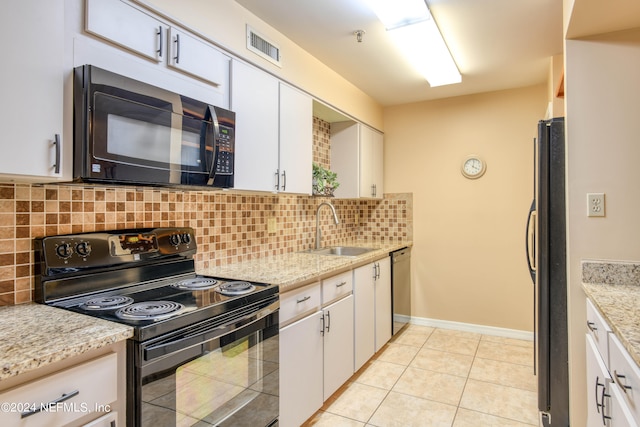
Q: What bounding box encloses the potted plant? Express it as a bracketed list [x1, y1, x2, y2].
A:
[312, 163, 340, 196]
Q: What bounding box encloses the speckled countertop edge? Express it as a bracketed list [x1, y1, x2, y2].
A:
[582, 260, 640, 367]
[200, 241, 412, 293]
[0, 303, 133, 381]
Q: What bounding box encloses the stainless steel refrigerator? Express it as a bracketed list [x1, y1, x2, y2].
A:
[526, 117, 569, 426]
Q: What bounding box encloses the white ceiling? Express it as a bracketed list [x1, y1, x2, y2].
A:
[235, 0, 564, 106]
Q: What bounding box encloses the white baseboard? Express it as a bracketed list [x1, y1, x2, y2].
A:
[393, 314, 534, 341]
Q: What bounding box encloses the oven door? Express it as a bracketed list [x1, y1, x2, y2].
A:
[129, 301, 279, 427]
[75, 65, 235, 188]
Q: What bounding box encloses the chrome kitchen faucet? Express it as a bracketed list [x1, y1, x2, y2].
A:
[315, 202, 339, 249]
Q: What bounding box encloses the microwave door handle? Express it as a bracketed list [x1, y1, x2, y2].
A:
[203, 105, 221, 186]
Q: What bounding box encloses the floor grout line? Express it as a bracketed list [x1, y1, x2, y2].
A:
[305, 325, 538, 426]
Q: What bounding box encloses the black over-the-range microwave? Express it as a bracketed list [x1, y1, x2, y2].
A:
[73, 65, 235, 189]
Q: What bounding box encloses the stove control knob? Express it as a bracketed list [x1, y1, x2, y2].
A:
[55, 242, 73, 259]
[169, 234, 181, 246]
[76, 241, 92, 257]
[181, 233, 192, 245]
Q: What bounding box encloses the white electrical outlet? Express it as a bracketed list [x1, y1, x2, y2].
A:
[587, 193, 605, 217]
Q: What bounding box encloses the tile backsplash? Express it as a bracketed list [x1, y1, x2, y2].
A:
[0, 118, 412, 305]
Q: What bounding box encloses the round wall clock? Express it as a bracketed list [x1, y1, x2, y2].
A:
[461, 155, 486, 179]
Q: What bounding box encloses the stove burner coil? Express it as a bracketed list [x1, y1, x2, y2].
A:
[172, 278, 218, 290]
[80, 295, 134, 311]
[216, 281, 256, 296]
[115, 301, 184, 321]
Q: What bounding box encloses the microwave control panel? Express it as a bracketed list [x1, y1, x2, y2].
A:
[215, 124, 234, 175]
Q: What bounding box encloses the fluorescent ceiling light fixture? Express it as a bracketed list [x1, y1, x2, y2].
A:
[364, 0, 461, 87]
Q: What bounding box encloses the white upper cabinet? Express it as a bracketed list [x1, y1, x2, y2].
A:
[331, 122, 384, 199]
[86, 0, 164, 63]
[0, 0, 66, 181]
[231, 60, 280, 192]
[360, 125, 384, 199]
[86, 0, 230, 88]
[279, 83, 312, 194]
[231, 60, 312, 194]
[167, 27, 230, 87]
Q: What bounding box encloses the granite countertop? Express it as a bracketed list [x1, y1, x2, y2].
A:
[0, 303, 133, 381]
[201, 241, 412, 293]
[582, 260, 640, 367]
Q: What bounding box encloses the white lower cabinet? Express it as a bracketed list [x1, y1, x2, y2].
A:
[279, 271, 354, 427]
[0, 353, 118, 427]
[587, 333, 614, 427]
[323, 294, 354, 401]
[586, 298, 640, 427]
[354, 257, 392, 371]
[280, 310, 324, 427]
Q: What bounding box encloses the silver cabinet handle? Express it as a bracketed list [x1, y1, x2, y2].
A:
[21, 390, 79, 418]
[53, 134, 61, 174]
[601, 386, 611, 425]
[274, 170, 280, 190]
[587, 321, 598, 332]
[325, 310, 331, 333]
[320, 313, 325, 336]
[595, 376, 605, 414]
[281, 170, 286, 191]
[613, 370, 633, 393]
[157, 25, 163, 57]
[174, 33, 180, 63]
[296, 296, 311, 304]
[336, 281, 347, 288]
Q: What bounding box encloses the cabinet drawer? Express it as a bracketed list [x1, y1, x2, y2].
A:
[280, 282, 321, 325]
[0, 353, 117, 427]
[587, 298, 612, 362]
[322, 271, 353, 305]
[609, 333, 640, 423]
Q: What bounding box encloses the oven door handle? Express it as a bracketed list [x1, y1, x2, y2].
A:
[144, 300, 278, 361]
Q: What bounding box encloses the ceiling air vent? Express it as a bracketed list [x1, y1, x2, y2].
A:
[246, 25, 282, 67]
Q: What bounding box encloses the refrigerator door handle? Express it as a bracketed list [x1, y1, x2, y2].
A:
[525, 199, 537, 283]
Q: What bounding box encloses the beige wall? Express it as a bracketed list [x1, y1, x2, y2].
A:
[383, 84, 548, 331]
[135, 0, 383, 129]
[564, 26, 640, 427]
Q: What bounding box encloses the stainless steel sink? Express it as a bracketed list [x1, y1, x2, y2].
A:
[303, 246, 376, 257]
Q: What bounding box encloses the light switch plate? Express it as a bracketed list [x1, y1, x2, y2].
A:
[587, 193, 605, 217]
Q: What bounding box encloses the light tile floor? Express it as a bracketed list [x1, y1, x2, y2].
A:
[303, 324, 538, 427]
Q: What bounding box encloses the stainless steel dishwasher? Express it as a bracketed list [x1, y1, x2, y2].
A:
[391, 247, 411, 334]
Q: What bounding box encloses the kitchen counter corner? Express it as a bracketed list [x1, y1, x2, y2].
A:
[0, 303, 133, 381]
[582, 260, 640, 367]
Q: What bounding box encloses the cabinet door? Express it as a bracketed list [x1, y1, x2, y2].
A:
[375, 257, 392, 352]
[167, 27, 230, 87]
[231, 60, 279, 192]
[609, 385, 637, 427]
[354, 263, 376, 371]
[279, 312, 323, 427]
[330, 121, 359, 198]
[586, 334, 613, 427]
[370, 129, 384, 198]
[323, 295, 354, 401]
[0, 0, 64, 179]
[279, 83, 312, 194]
[359, 125, 384, 199]
[359, 125, 375, 198]
[86, 0, 164, 63]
